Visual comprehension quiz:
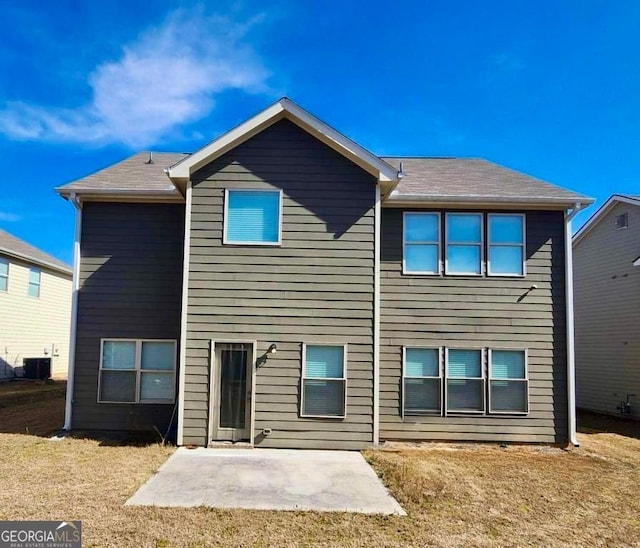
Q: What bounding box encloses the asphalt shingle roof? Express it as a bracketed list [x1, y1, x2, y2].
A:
[56, 152, 187, 195]
[56, 152, 591, 206]
[382, 157, 591, 204]
[0, 230, 72, 274]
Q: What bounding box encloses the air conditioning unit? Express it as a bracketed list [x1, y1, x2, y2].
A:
[22, 358, 51, 380]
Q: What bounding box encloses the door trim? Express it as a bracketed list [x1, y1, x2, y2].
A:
[208, 339, 257, 445]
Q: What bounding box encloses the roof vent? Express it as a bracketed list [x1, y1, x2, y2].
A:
[146, 152, 154, 164]
[398, 161, 405, 179]
[616, 213, 628, 230]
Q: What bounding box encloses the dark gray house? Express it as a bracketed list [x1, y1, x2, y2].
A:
[573, 195, 640, 419]
[56, 98, 592, 449]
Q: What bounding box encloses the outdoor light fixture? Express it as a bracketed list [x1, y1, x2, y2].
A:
[257, 343, 278, 367]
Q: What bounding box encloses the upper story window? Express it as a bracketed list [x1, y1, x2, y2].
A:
[616, 213, 628, 230]
[28, 268, 41, 298]
[99, 339, 176, 403]
[487, 214, 525, 276]
[403, 212, 441, 274]
[224, 189, 282, 245]
[0, 258, 8, 292]
[445, 213, 483, 275]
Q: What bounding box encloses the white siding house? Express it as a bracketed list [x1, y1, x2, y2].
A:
[0, 230, 72, 379]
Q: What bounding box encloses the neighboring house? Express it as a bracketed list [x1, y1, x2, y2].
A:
[0, 230, 72, 379]
[573, 195, 640, 419]
[56, 98, 592, 448]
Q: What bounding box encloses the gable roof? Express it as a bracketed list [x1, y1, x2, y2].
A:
[166, 97, 399, 192]
[56, 152, 187, 199]
[573, 194, 640, 246]
[55, 99, 592, 208]
[383, 158, 593, 207]
[0, 229, 72, 275]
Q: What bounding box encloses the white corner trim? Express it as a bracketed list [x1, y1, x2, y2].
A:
[167, 98, 398, 183]
[176, 180, 192, 446]
[63, 195, 82, 430]
[573, 195, 640, 246]
[373, 186, 381, 447]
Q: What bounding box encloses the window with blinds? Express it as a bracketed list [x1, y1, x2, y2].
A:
[403, 212, 441, 274]
[445, 213, 483, 275]
[489, 349, 528, 414]
[403, 348, 442, 415]
[224, 189, 282, 245]
[445, 348, 485, 413]
[28, 267, 41, 298]
[98, 339, 176, 403]
[301, 344, 346, 418]
[488, 214, 525, 276]
[0, 258, 8, 292]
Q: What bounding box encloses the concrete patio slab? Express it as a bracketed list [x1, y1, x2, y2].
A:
[126, 447, 405, 515]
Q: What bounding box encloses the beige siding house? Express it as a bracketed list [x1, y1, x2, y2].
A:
[55, 98, 592, 448]
[573, 195, 640, 418]
[0, 230, 72, 379]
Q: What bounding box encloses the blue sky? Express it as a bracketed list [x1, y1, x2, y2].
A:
[1, 0, 638, 264]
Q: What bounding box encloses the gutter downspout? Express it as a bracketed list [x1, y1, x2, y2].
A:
[63, 193, 82, 431]
[373, 186, 381, 447]
[565, 201, 586, 447]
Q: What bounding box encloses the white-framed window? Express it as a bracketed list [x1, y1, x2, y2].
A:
[403, 347, 442, 416]
[98, 339, 177, 404]
[488, 349, 529, 414]
[445, 348, 485, 413]
[301, 343, 347, 418]
[0, 258, 8, 292]
[403, 212, 441, 274]
[488, 214, 526, 276]
[223, 189, 283, 245]
[445, 213, 483, 275]
[28, 267, 41, 298]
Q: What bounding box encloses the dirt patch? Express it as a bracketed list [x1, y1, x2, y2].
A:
[0, 382, 66, 436]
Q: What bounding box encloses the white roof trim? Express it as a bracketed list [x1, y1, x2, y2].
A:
[0, 247, 72, 276]
[634, 257, 640, 267]
[166, 97, 398, 184]
[573, 194, 640, 246]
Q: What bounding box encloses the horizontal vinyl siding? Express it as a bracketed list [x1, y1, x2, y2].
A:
[380, 209, 568, 444]
[0, 257, 71, 379]
[184, 119, 375, 449]
[574, 202, 640, 418]
[72, 203, 184, 432]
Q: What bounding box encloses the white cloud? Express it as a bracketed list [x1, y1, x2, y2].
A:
[0, 8, 270, 147]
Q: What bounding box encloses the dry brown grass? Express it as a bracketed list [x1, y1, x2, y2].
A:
[1, 388, 639, 547]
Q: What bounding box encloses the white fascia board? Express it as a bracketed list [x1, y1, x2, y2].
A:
[633, 257, 640, 267]
[573, 195, 640, 246]
[0, 247, 73, 276]
[384, 194, 589, 210]
[167, 98, 398, 183]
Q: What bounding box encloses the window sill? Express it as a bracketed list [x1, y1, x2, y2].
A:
[97, 400, 175, 405]
[299, 414, 346, 420]
[223, 241, 282, 247]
